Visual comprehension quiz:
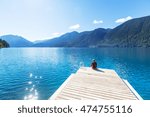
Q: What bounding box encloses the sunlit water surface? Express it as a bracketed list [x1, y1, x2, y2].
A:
[0, 48, 150, 100]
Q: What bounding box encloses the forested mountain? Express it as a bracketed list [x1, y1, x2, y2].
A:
[0, 35, 33, 47]
[33, 16, 150, 47]
[1, 16, 150, 47]
[0, 39, 9, 48]
[102, 16, 150, 47]
[34, 29, 109, 47]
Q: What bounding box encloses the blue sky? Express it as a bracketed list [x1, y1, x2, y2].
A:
[0, 0, 150, 41]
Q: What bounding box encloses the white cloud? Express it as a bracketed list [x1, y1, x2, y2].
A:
[69, 24, 80, 30]
[115, 16, 132, 23]
[93, 20, 103, 24]
[52, 32, 60, 36]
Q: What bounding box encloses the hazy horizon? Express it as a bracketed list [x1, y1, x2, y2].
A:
[1, 0, 150, 41]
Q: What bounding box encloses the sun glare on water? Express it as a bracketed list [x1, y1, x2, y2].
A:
[24, 73, 42, 100]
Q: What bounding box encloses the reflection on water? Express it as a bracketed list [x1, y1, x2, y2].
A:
[24, 73, 40, 100]
[29, 73, 33, 78]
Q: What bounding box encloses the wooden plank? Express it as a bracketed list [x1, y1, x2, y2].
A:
[49, 67, 142, 100]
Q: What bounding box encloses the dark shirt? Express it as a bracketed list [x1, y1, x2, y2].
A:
[91, 61, 97, 69]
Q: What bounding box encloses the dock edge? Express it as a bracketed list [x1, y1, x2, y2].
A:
[123, 79, 143, 100]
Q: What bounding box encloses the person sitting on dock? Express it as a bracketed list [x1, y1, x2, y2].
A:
[91, 59, 97, 70]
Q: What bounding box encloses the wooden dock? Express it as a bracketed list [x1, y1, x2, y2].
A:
[49, 67, 142, 100]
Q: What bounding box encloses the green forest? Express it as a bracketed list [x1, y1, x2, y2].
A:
[0, 39, 9, 48]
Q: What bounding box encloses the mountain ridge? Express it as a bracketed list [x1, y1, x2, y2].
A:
[33, 15, 150, 47]
[0, 35, 33, 47]
[1, 15, 150, 47]
[102, 15, 150, 47]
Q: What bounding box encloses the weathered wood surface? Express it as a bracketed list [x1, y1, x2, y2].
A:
[49, 67, 142, 100]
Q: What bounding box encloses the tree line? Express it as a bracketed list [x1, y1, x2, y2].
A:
[0, 39, 9, 48]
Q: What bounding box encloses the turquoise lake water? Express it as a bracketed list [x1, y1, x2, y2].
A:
[0, 48, 150, 100]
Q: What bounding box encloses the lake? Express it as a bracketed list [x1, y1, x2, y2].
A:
[0, 48, 150, 100]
